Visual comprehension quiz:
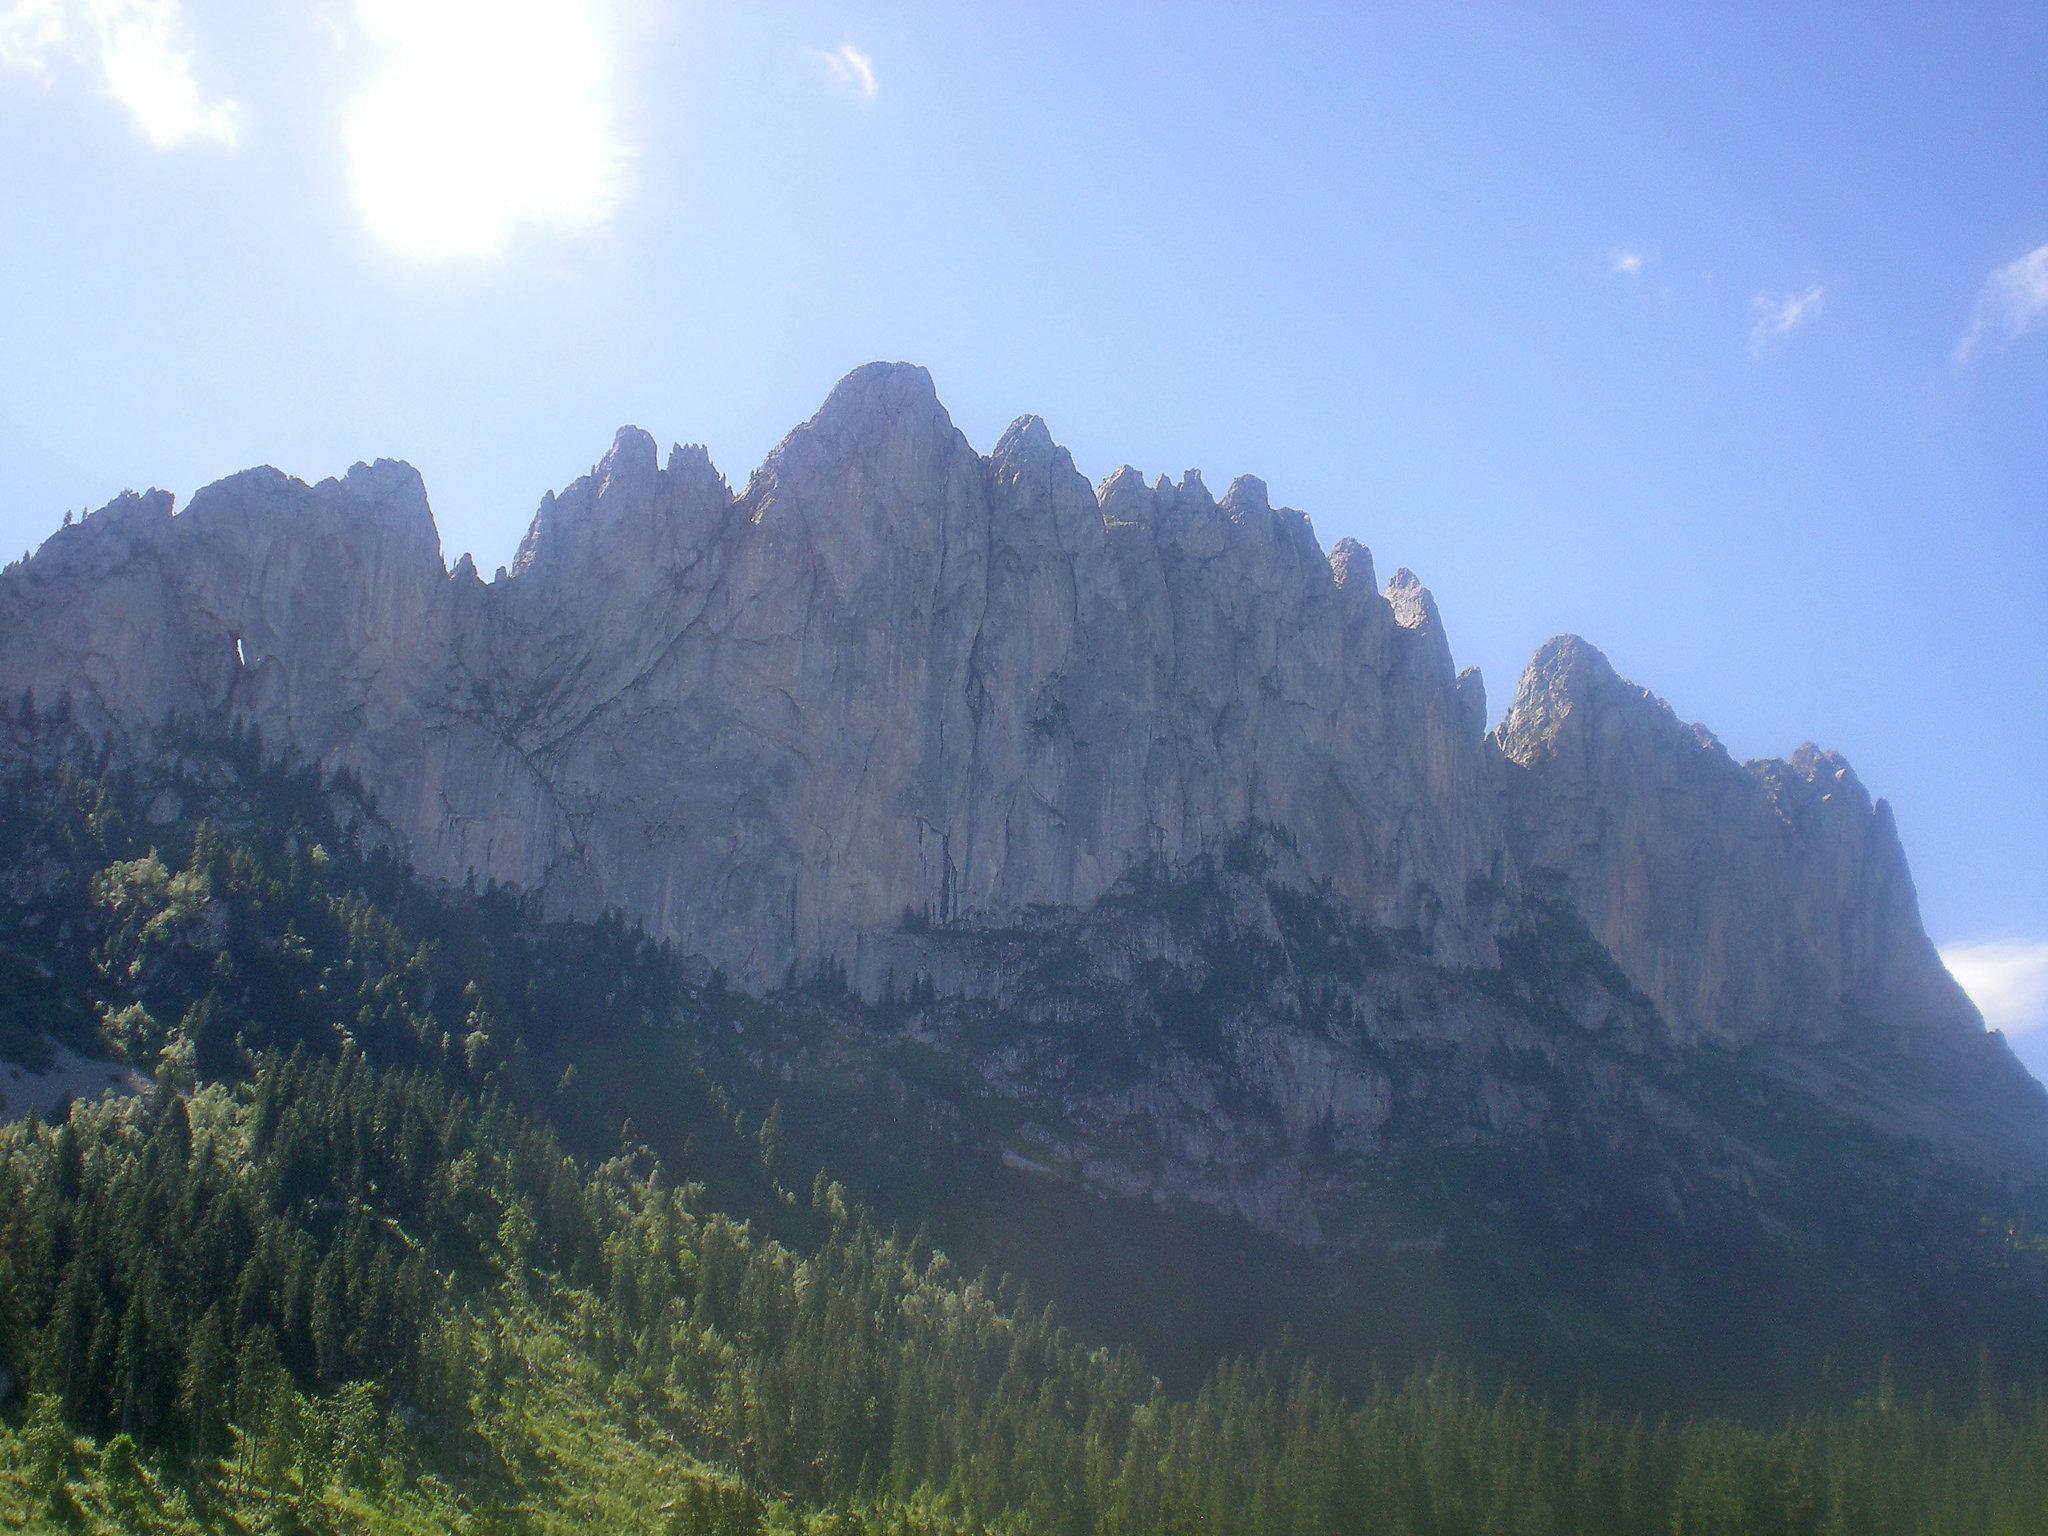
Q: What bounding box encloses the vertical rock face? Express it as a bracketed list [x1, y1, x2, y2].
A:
[0, 461, 449, 780]
[1495, 636, 1980, 1049]
[6, 359, 2039, 1238]
[8, 366, 2039, 1294]
[0, 363, 1512, 989]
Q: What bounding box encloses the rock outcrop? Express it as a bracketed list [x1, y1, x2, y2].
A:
[1495, 636, 1981, 1051]
[1, 363, 1511, 990]
[0, 363, 2012, 1085]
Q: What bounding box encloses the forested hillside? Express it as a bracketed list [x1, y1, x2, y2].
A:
[1, 715, 2045, 1532]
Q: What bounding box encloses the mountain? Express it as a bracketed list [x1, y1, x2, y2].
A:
[2, 363, 2046, 1409]
[0, 362, 1508, 983]
[0, 742, 2038, 1533]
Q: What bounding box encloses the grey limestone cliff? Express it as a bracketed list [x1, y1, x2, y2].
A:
[1, 363, 1513, 990]
[1495, 635, 1982, 1052]
[0, 363, 2021, 1110]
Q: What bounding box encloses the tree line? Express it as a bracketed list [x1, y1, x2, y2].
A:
[0, 719, 2044, 1532]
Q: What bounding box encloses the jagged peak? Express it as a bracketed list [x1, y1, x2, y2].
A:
[597, 426, 659, 496]
[1788, 741, 1860, 787]
[1512, 637, 1717, 743]
[510, 494, 552, 575]
[1385, 568, 1441, 632]
[1249, 491, 1322, 564]
[993, 414, 1056, 463]
[741, 363, 965, 513]
[508, 423, 736, 579]
[334, 461, 438, 560]
[187, 459, 439, 562]
[1501, 637, 1632, 747]
[833, 358, 935, 393]
[1128, 469, 1216, 515]
[26, 487, 177, 565]
[1176, 468, 1212, 504]
[1221, 474, 1270, 517]
[665, 441, 727, 490]
[1500, 636, 1740, 771]
[339, 456, 428, 499]
[804, 360, 948, 440]
[62, 459, 434, 585]
[117, 486, 175, 515]
[1328, 538, 1375, 592]
[1523, 633, 1619, 689]
[87, 486, 177, 527]
[19, 460, 445, 581]
[191, 465, 300, 504]
[1383, 569, 1459, 682]
[1756, 742, 1874, 818]
[1456, 666, 1487, 733]
[1097, 465, 1153, 524]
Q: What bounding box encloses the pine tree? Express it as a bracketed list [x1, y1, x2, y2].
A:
[40, 1259, 99, 1422]
[182, 1306, 231, 1461]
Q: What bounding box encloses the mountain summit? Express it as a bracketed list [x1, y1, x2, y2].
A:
[5, 363, 1513, 984]
[3, 368, 2042, 1369]
[0, 367, 1996, 1040]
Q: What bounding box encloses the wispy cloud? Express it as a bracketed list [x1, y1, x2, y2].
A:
[814, 40, 876, 101]
[1749, 283, 1824, 358]
[1609, 248, 1643, 277]
[0, 0, 238, 146]
[90, 0, 238, 146]
[0, 0, 67, 72]
[1941, 939, 2048, 1037]
[1953, 243, 2048, 367]
[344, 0, 628, 261]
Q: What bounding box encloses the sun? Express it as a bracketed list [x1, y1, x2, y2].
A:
[344, 0, 626, 261]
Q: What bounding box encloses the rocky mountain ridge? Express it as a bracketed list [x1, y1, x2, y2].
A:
[6, 363, 1514, 979]
[1, 364, 2038, 1228]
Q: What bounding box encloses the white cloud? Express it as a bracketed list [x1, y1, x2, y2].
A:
[814, 40, 876, 101]
[0, 0, 68, 72]
[0, 0, 237, 146]
[89, 0, 238, 146]
[1954, 243, 2048, 367]
[1609, 249, 1643, 277]
[1749, 283, 1824, 357]
[1941, 939, 2048, 1037]
[344, 0, 628, 261]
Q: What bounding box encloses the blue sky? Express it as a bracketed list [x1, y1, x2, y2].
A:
[3, 3, 2045, 1072]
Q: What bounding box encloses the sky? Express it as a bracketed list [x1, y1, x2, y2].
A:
[2, 2, 2045, 1074]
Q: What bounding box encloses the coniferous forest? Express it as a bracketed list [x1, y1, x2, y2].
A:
[1, 716, 2045, 1533]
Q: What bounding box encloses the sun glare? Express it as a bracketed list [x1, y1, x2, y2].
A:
[344, 0, 625, 261]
